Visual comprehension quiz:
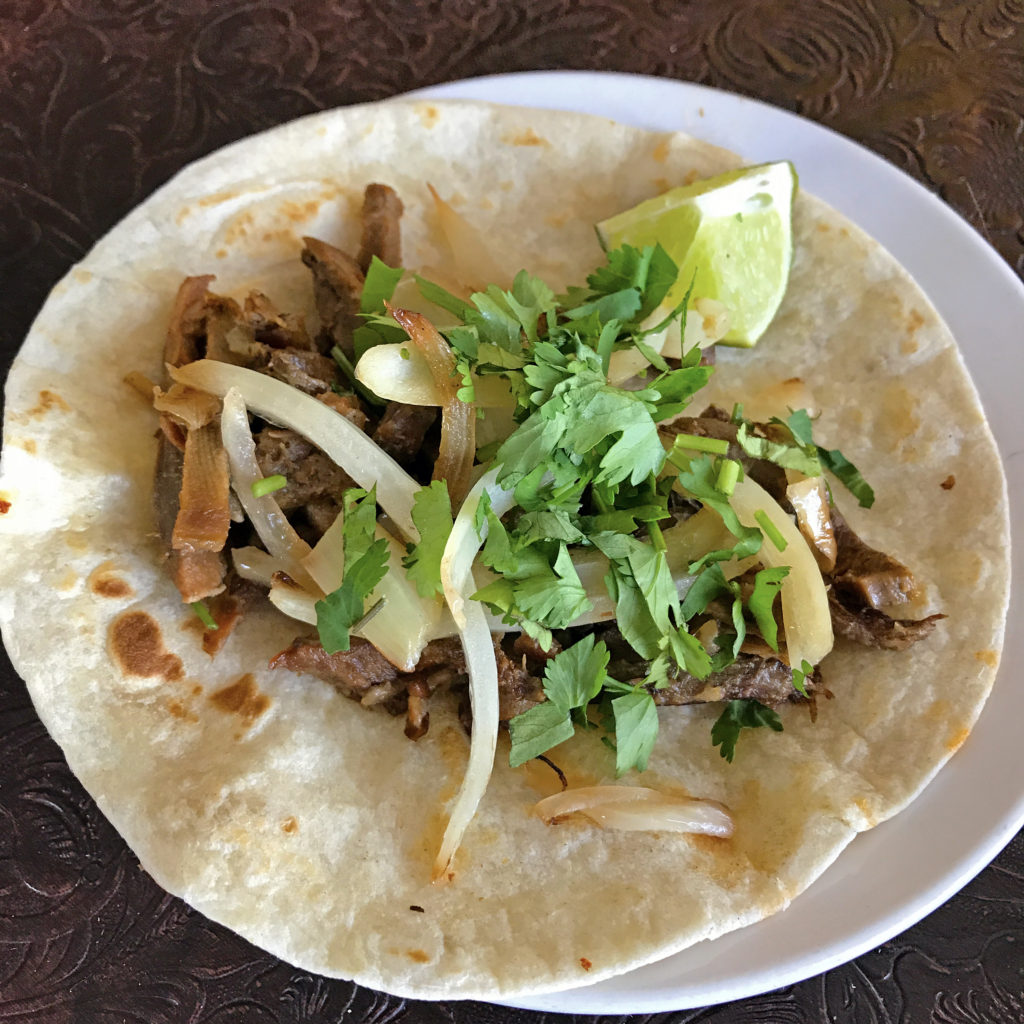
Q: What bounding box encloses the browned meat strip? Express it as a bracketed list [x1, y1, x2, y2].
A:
[651, 655, 815, 706]
[264, 348, 338, 394]
[254, 427, 356, 510]
[201, 575, 265, 657]
[164, 275, 215, 368]
[244, 290, 315, 350]
[202, 294, 251, 366]
[828, 591, 944, 650]
[496, 644, 547, 719]
[172, 549, 227, 604]
[830, 506, 917, 609]
[512, 633, 561, 665]
[357, 184, 404, 273]
[154, 434, 185, 547]
[371, 401, 437, 467]
[301, 237, 364, 357]
[271, 636, 405, 708]
[405, 677, 431, 740]
[270, 633, 544, 732]
[173, 422, 231, 554]
[317, 390, 370, 431]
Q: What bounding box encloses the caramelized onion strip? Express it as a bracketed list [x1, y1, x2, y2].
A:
[533, 785, 734, 837]
[389, 306, 475, 508]
[219, 387, 316, 590]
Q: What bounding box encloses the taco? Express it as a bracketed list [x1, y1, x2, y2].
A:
[0, 99, 1009, 1000]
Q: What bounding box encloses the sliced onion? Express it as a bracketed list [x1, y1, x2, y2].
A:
[267, 575, 319, 624]
[219, 387, 316, 590]
[355, 343, 515, 408]
[301, 509, 346, 595]
[786, 474, 837, 573]
[231, 545, 285, 588]
[440, 467, 517, 629]
[431, 599, 498, 883]
[389, 307, 475, 508]
[266, 525, 441, 671]
[360, 527, 442, 671]
[431, 468, 517, 882]
[171, 361, 421, 541]
[729, 475, 834, 669]
[533, 785, 733, 837]
[428, 183, 510, 292]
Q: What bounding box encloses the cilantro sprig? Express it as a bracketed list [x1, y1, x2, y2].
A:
[315, 487, 390, 654]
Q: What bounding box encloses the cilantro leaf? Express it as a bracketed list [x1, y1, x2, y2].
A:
[507, 636, 612, 767]
[402, 481, 454, 597]
[315, 538, 389, 653]
[360, 257, 404, 313]
[711, 699, 784, 762]
[611, 689, 660, 775]
[315, 487, 390, 653]
[818, 446, 875, 508]
[543, 633, 610, 709]
[735, 421, 821, 476]
[508, 702, 575, 767]
[747, 566, 789, 651]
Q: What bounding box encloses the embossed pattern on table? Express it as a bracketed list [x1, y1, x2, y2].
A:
[2, 3, 1023, 1022]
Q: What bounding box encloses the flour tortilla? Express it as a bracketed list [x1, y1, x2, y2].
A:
[0, 100, 1009, 999]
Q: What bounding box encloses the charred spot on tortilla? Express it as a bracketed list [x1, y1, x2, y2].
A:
[941, 475, 956, 490]
[579, 957, 593, 972]
[26, 388, 70, 418]
[208, 674, 270, 728]
[281, 816, 298, 834]
[88, 562, 134, 599]
[108, 611, 184, 682]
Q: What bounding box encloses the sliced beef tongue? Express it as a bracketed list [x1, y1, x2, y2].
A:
[828, 592, 944, 651]
[357, 183, 404, 273]
[271, 636, 407, 711]
[164, 275, 215, 368]
[244, 290, 315, 351]
[254, 426, 356, 511]
[263, 348, 339, 395]
[317, 391, 370, 432]
[651, 655, 815, 706]
[371, 401, 437, 468]
[829, 505, 918, 610]
[269, 633, 546, 738]
[301, 236, 365, 357]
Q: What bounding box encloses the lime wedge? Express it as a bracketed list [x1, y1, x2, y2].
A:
[596, 161, 797, 347]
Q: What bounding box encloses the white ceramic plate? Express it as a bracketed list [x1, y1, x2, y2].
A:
[409, 72, 1024, 1013]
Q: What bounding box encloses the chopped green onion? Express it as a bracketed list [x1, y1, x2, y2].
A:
[716, 458, 740, 496]
[191, 601, 218, 630]
[754, 509, 788, 552]
[730, 403, 744, 424]
[399, 347, 411, 360]
[251, 474, 287, 498]
[672, 433, 730, 456]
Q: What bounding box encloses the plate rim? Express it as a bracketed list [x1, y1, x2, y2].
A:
[408, 70, 1024, 1013]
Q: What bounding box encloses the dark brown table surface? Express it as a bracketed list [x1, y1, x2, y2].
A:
[2, 3, 1022, 1021]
